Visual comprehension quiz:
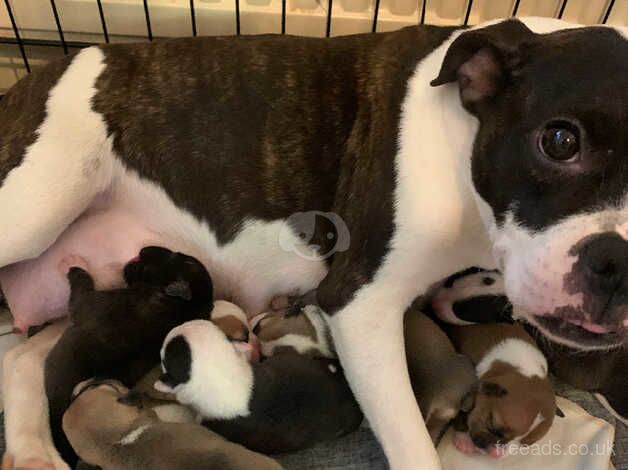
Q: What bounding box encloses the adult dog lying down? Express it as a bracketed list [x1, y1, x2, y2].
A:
[0, 16, 626, 470]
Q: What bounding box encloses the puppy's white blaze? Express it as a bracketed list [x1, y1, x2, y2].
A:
[162, 320, 253, 420]
[0, 47, 114, 267]
[117, 424, 151, 446]
[476, 338, 548, 379]
[210, 300, 248, 324]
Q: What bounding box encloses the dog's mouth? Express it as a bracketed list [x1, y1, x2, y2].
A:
[529, 314, 624, 349]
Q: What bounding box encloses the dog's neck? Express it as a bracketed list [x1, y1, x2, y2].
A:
[383, 29, 496, 305]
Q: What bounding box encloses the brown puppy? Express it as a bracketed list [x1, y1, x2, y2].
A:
[252, 304, 334, 358]
[211, 300, 260, 362]
[404, 307, 477, 443]
[62, 380, 283, 470]
[448, 323, 558, 457]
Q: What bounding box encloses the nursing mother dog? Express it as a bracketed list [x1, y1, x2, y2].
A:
[0, 16, 627, 470]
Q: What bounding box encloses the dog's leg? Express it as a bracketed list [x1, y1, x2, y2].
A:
[3, 321, 69, 470]
[325, 289, 440, 470]
[0, 47, 113, 268]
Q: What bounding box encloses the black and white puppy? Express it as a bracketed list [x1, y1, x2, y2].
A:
[429, 267, 512, 325]
[45, 246, 214, 465]
[155, 320, 363, 454]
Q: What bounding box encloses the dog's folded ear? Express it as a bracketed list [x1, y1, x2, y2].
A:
[430, 19, 534, 110]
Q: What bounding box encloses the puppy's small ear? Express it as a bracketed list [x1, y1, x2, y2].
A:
[555, 406, 565, 418]
[431, 20, 534, 110]
[165, 280, 192, 300]
[117, 390, 144, 409]
[480, 381, 508, 397]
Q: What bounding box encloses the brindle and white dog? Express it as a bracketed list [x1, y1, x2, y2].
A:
[0, 16, 626, 470]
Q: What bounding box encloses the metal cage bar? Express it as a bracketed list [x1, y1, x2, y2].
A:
[420, 0, 427, 24]
[372, 0, 381, 32]
[0, 0, 624, 91]
[96, 0, 110, 43]
[463, 0, 474, 25]
[602, 0, 616, 24]
[50, 0, 68, 54]
[143, 0, 153, 40]
[3, 0, 30, 72]
[557, 0, 568, 19]
[190, 0, 197, 36]
[326, 0, 333, 37]
[512, 0, 522, 17]
[281, 0, 287, 34]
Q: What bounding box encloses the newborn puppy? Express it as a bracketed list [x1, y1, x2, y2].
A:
[155, 320, 363, 454]
[252, 304, 335, 358]
[211, 300, 260, 362]
[430, 267, 512, 325]
[45, 246, 214, 465]
[404, 306, 477, 443]
[448, 323, 558, 457]
[62, 379, 283, 470]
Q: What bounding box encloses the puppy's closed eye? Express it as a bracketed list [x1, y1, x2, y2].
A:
[480, 382, 508, 397]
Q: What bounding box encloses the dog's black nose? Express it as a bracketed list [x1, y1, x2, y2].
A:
[580, 232, 628, 295]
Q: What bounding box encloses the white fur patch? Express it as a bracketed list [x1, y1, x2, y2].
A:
[107, 166, 329, 316]
[0, 47, 114, 267]
[161, 320, 254, 420]
[476, 338, 548, 379]
[493, 200, 628, 349]
[117, 424, 150, 445]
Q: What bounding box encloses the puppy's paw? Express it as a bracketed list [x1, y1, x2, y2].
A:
[58, 255, 88, 275]
[453, 432, 477, 455]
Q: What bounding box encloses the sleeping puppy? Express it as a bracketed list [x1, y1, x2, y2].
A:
[45, 246, 214, 466]
[254, 301, 476, 443]
[429, 267, 512, 325]
[62, 379, 283, 470]
[155, 319, 363, 454]
[447, 323, 559, 458]
[252, 304, 334, 358]
[211, 300, 260, 362]
[429, 267, 627, 420]
[404, 306, 477, 443]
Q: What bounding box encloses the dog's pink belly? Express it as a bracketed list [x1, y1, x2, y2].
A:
[0, 209, 166, 331]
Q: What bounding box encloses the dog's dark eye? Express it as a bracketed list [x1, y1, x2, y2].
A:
[538, 121, 580, 162]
